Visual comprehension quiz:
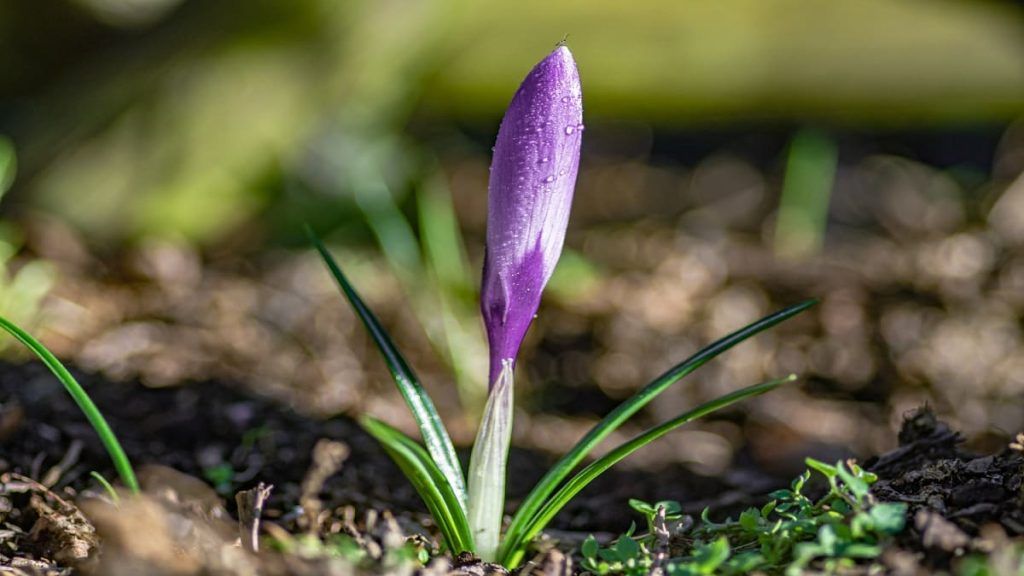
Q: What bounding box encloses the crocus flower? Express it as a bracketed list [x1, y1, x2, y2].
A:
[481, 45, 583, 386]
[469, 44, 583, 563]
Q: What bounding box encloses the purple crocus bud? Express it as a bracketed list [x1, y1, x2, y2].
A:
[481, 45, 583, 386]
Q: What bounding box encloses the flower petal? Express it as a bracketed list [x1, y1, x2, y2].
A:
[481, 46, 583, 384]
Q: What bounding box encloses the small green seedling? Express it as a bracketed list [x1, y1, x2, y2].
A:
[90, 470, 121, 505]
[629, 498, 685, 533]
[580, 458, 907, 575]
[203, 463, 237, 494]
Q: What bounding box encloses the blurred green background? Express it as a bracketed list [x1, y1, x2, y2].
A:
[3, 0, 1024, 470]
[3, 0, 1023, 244]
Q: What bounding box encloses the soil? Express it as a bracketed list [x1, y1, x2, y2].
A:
[0, 360, 1022, 574]
[0, 361, 774, 575]
[866, 408, 1024, 574]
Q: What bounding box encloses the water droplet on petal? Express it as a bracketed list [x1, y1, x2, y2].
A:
[539, 157, 550, 164]
[564, 126, 575, 135]
[543, 175, 555, 183]
[577, 123, 586, 132]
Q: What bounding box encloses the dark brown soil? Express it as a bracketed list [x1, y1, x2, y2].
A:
[0, 361, 778, 574]
[867, 407, 1024, 573]
[0, 361, 419, 517]
[1, 361, 1022, 574]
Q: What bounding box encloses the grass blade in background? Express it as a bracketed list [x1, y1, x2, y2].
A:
[0, 137, 15, 197]
[416, 174, 489, 414]
[0, 139, 55, 342]
[501, 376, 795, 567]
[774, 129, 838, 259]
[498, 299, 817, 562]
[90, 471, 122, 505]
[356, 170, 489, 415]
[0, 315, 140, 494]
[352, 177, 425, 289]
[417, 174, 472, 297]
[308, 228, 468, 510]
[361, 417, 474, 553]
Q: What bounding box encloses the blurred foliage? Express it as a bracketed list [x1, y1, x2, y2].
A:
[432, 0, 1024, 122]
[0, 139, 54, 349]
[773, 129, 838, 259]
[1, 0, 1022, 246]
[2, 1, 1024, 442]
[335, 173, 491, 415]
[0, 137, 15, 196]
[956, 538, 1024, 576]
[5, 0, 467, 244]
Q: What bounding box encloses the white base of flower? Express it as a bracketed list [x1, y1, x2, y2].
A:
[467, 359, 515, 562]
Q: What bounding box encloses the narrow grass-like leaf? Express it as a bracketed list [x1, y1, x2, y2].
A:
[502, 376, 795, 567]
[417, 178, 489, 414]
[90, 471, 121, 505]
[774, 129, 838, 259]
[0, 315, 139, 494]
[498, 299, 815, 564]
[0, 136, 15, 197]
[308, 227, 468, 511]
[361, 417, 474, 553]
[417, 174, 473, 297]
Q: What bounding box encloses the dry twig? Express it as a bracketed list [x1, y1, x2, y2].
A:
[236, 482, 273, 552]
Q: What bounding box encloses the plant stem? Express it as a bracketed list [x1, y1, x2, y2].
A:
[467, 360, 515, 561]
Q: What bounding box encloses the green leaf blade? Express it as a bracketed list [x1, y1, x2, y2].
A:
[869, 503, 907, 535]
[360, 417, 474, 553]
[498, 300, 816, 564]
[0, 315, 139, 494]
[0, 136, 16, 197]
[308, 228, 468, 511]
[503, 376, 795, 567]
[835, 461, 870, 503]
[805, 458, 838, 479]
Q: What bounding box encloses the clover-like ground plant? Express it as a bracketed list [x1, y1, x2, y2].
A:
[310, 44, 816, 567]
